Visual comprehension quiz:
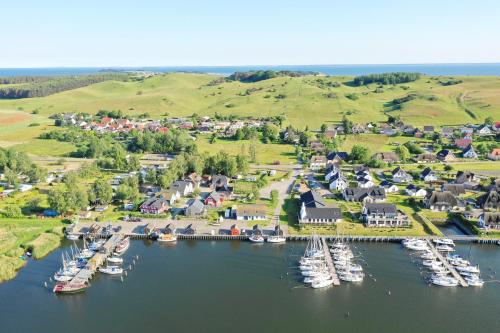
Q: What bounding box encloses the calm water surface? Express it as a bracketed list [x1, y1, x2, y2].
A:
[1, 240, 499, 333]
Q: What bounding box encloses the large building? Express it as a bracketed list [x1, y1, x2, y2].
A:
[299, 190, 342, 224]
[362, 203, 409, 228]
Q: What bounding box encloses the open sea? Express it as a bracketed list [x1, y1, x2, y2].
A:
[1, 63, 500, 77]
[0, 240, 499, 333]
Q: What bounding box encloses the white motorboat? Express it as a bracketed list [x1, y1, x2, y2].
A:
[433, 238, 455, 247]
[406, 243, 429, 251]
[455, 265, 480, 274]
[99, 266, 123, 275]
[66, 234, 79, 241]
[420, 252, 435, 260]
[430, 275, 458, 287]
[76, 248, 94, 260]
[53, 273, 73, 282]
[89, 239, 105, 251]
[311, 278, 334, 289]
[114, 237, 130, 254]
[465, 275, 484, 287]
[304, 274, 331, 284]
[301, 269, 329, 277]
[422, 260, 443, 267]
[267, 235, 286, 243]
[338, 272, 364, 282]
[436, 244, 454, 252]
[107, 256, 123, 264]
[249, 235, 265, 243]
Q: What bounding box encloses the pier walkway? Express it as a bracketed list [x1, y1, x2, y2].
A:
[425, 240, 468, 287]
[321, 237, 340, 286]
[71, 234, 123, 285]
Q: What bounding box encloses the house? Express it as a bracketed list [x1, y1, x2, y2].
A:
[309, 140, 325, 153]
[185, 173, 201, 188]
[343, 187, 386, 203]
[210, 175, 230, 191]
[324, 127, 337, 139]
[362, 203, 409, 227]
[478, 190, 499, 210]
[421, 167, 438, 182]
[329, 172, 348, 191]
[298, 190, 342, 224]
[140, 197, 169, 215]
[415, 153, 437, 163]
[357, 177, 375, 188]
[324, 164, 340, 182]
[414, 128, 424, 138]
[355, 169, 372, 181]
[494, 122, 500, 133]
[461, 126, 474, 136]
[326, 151, 349, 164]
[454, 138, 472, 149]
[352, 123, 366, 134]
[441, 127, 455, 138]
[462, 145, 478, 159]
[423, 126, 435, 134]
[160, 189, 180, 205]
[455, 171, 480, 189]
[478, 212, 500, 229]
[234, 204, 267, 221]
[488, 148, 500, 160]
[442, 184, 466, 196]
[405, 184, 427, 197]
[477, 125, 492, 136]
[204, 191, 223, 207]
[425, 191, 463, 211]
[95, 205, 109, 212]
[373, 152, 400, 163]
[380, 180, 399, 193]
[392, 167, 413, 183]
[436, 149, 455, 162]
[185, 200, 206, 217]
[171, 180, 194, 197]
[310, 155, 327, 171]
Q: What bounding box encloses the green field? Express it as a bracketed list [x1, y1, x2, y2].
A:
[1, 73, 499, 150]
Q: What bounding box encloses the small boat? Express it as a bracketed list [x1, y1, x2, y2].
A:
[311, 278, 333, 289]
[422, 260, 443, 267]
[304, 274, 331, 284]
[66, 234, 80, 241]
[53, 274, 73, 282]
[338, 272, 364, 282]
[406, 243, 429, 251]
[455, 265, 480, 274]
[114, 237, 130, 255]
[158, 233, 177, 242]
[465, 275, 484, 287]
[436, 244, 454, 252]
[107, 256, 123, 264]
[433, 238, 455, 247]
[267, 235, 286, 243]
[420, 252, 435, 260]
[53, 282, 87, 294]
[249, 235, 264, 243]
[430, 275, 458, 287]
[99, 266, 123, 275]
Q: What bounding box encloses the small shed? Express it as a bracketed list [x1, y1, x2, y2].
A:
[230, 224, 240, 236]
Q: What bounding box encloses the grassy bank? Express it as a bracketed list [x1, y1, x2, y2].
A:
[0, 218, 65, 282]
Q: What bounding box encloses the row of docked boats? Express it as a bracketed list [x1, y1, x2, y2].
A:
[53, 237, 130, 294]
[299, 235, 334, 289]
[330, 241, 364, 283]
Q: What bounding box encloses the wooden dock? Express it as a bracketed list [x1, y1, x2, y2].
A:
[321, 237, 340, 286]
[70, 234, 123, 285]
[425, 239, 468, 287]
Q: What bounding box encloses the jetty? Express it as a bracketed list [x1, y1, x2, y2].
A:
[425, 239, 468, 287]
[70, 234, 123, 285]
[321, 237, 340, 286]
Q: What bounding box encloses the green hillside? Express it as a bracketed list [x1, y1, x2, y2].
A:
[0, 73, 499, 150]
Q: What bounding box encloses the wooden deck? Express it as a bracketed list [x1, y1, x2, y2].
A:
[425, 239, 468, 287]
[321, 237, 340, 286]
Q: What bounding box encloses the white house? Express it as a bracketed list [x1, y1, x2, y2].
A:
[310, 155, 327, 171]
[392, 167, 413, 183]
[357, 178, 375, 189]
[477, 125, 492, 136]
[324, 164, 340, 182]
[406, 185, 427, 197]
[462, 145, 478, 159]
[329, 172, 348, 191]
[420, 167, 438, 182]
[380, 180, 399, 193]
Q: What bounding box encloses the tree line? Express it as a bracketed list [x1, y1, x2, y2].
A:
[353, 72, 421, 86]
[0, 148, 47, 188]
[227, 70, 318, 83]
[0, 73, 129, 99]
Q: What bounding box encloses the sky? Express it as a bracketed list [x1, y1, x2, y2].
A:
[1, 0, 500, 67]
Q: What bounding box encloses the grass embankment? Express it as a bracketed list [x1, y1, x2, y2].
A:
[0, 218, 65, 282]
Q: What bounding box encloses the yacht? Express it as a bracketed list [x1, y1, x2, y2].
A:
[338, 272, 364, 282]
[267, 235, 286, 243]
[53, 273, 73, 282]
[66, 234, 80, 241]
[53, 282, 87, 294]
[158, 233, 177, 242]
[420, 252, 435, 260]
[99, 265, 123, 275]
[436, 244, 454, 252]
[249, 234, 265, 243]
[311, 278, 334, 289]
[405, 242, 429, 251]
[114, 237, 130, 255]
[465, 275, 484, 287]
[304, 274, 330, 284]
[433, 238, 455, 247]
[430, 275, 459, 287]
[455, 265, 480, 274]
[107, 256, 123, 264]
[422, 260, 443, 267]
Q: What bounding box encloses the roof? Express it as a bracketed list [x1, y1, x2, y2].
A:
[300, 190, 326, 208]
[303, 207, 342, 220]
[186, 200, 205, 214]
[423, 126, 435, 132]
[427, 191, 458, 206]
[237, 204, 267, 217]
[380, 180, 396, 188]
[310, 155, 327, 163]
[171, 180, 191, 193]
[421, 167, 434, 178]
[416, 153, 437, 162]
[490, 148, 500, 157]
[456, 171, 477, 184]
[329, 172, 347, 183]
[478, 190, 499, 209]
[211, 175, 228, 187]
[364, 203, 397, 215]
[344, 187, 386, 201]
[437, 149, 453, 158]
[327, 151, 349, 161]
[141, 197, 168, 209]
[392, 166, 408, 176]
[442, 184, 465, 196]
[206, 191, 221, 202]
[482, 212, 500, 225]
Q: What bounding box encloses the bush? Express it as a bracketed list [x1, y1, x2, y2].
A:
[345, 93, 359, 101]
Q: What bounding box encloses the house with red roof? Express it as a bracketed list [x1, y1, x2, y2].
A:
[454, 138, 472, 149]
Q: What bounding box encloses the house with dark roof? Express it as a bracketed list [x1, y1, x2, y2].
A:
[392, 167, 413, 183]
[455, 171, 480, 190]
[159, 189, 180, 205]
[299, 190, 342, 224]
[171, 180, 194, 197]
[415, 153, 437, 163]
[362, 203, 409, 227]
[204, 191, 223, 207]
[310, 155, 327, 171]
[462, 145, 478, 159]
[329, 172, 348, 191]
[234, 204, 267, 220]
[477, 124, 492, 136]
[437, 149, 455, 162]
[380, 180, 399, 193]
[420, 167, 438, 182]
[441, 127, 455, 138]
[405, 184, 427, 197]
[326, 151, 349, 164]
[185, 200, 206, 217]
[442, 184, 466, 196]
[479, 212, 500, 229]
[325, 163, 340, 182]
[343, 187, 386, 203]
[478, 190, 499, 210]
[140, 197, 169, 215]
[425, 191, 463, 211]
[423, 126, 435, 134]
[210, 175, 229, 191]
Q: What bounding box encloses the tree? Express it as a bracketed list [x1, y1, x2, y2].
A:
[350, 145, 370, 163]
[341, 116, 353, 134]
[236, 154, 249, 174]
[89, 178, 113, 204]
[320, 124, 328, 133]
[270, 189, 279, 207]
[395, 146, 411, 162]
[4, 167, 19, 189]
[248, 144, 257, 163]
[485, 116, 493, 126]
[262, 124, 279, 143]
[3, 205, 22, 218]
[127, 155, 141, 172]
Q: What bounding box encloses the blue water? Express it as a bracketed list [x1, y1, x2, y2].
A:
[1, 63, 500, 77]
